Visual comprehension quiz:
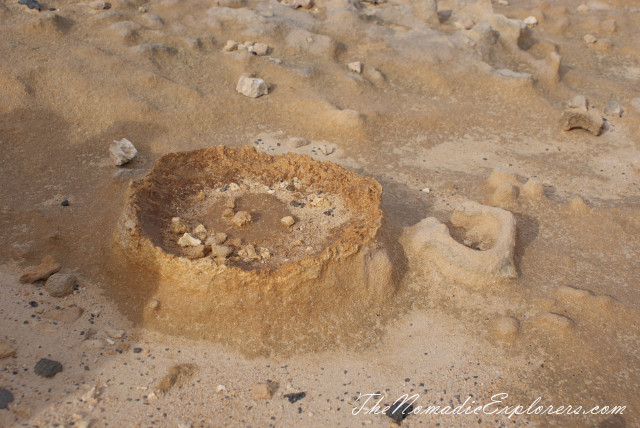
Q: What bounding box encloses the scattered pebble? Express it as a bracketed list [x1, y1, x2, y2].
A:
[109, 138, 138, 167]
[0, 341, 16, 359]
[210, 244, 233, 259]
[171, 217, 189, 234]
[523, 16, 537, 27]
[249, 42, 270, 56]
[216, 384, 226, 392]
[61, 199, 69, 206]
[284, 392, 306, 403]
[386, 400, 413, 422]
[193, 224, 208, 240]
[231, 211, 252, 227]
[0, 389, 14, 410]
[223, 40, 238, 52]
[88, 1, 111, 10]
[583, 34, 596, 44]
[106, 328, 125, 339]
[236, 76, 269, 98]
[281, 216, 295, 227]
[178, 233, 201, 247]
[44, 273, 77, 298]
[18, 0, 41, 11]
[34, 358, 63, 378]
[20, 255, 61, 284]
[133, 347, 142, 353]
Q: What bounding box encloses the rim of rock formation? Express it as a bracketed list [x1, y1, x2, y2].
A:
[114, 145, 398, 356]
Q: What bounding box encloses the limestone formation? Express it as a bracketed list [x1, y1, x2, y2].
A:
[402, 200, 517, 282]
[560, 108, 604, 136]
[115, 146, 397, 355]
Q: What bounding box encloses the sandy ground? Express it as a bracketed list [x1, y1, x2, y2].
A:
[1, 0, 639, 426]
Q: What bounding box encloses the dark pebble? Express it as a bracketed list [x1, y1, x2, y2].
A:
[0, 389, 14, 409]
[220, 184, 229, 192]
[323, 208, 335, 216]
[386, 401, 413, 422]
[34, 358, 63, 378]
[61, 200, 69, 207]
[28, 301, 38, 307]
[284, 392, 306, 403]
[286, 185, 296, 192]
[133, 347, 142, 354]
[290, 201, 305, 208]
[18, 0, 41, 11]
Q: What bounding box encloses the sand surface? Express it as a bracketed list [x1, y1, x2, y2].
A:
[1, 0, 639, 426]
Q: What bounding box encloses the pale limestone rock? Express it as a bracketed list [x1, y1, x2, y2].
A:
[236, 76, 268, 98]
[281, 216, 295, 227]
[109, 138, 138, 166]
[178, 233, 201, 247]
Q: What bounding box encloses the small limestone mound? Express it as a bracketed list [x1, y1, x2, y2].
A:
[223, 40, 238, 52]
[348, 61, 363, 74]
[533, 312, 575, 333]
[156, 364, 196, 394]
[178, 233, 201, 247]
[287, 137, 310, 148]
[488, 183, 519, 209]
[486, 168, 519, 189]
[403, 200, 517, 282]
[170, 217, 189, 234]
[238, 244, 260, 261]
[568, 196, 590, 215]
[491, 316, 520, 341]
[604, 100, 623, 118]
[281, 216, 295, 227]
[249, 42, 270, 56]
[521, 179, 545, 202]
[20, 255, 61, 283]
[110, 138, 138, 166]
[251, 383, 274, 400]
[88, 1, 110, 10]
[232, 211, 252, 227]
[44, 273, 77, 298]
[567, 95, 588, 111]
[236, 76, 268, 98]
[560, 108, 604, 136]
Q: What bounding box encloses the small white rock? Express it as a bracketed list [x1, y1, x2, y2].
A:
[523, 16, 537, 26]
[109, 138, 138, 166]
[236, 76, 269, 98]
[583, 34, 597, 44]
[576, 4, 589, 13]
[217, 384, 226, 392]
[568, 95, 588, 111]
[223, 40, 238, 52]
[348, 61, 363, 74]
[250, 42, 270, 56]
[193, 224, 208, 240]
[178, 233, 202, 247]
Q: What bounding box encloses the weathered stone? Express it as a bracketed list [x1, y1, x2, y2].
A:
[210, 245, 233, 259]
[44, 273, 77, 298]
[348, 61, 363, 74]
[232, 211, 252, 227]
[170, 217, 189, 234]
[567, 95, 588, 110]
[236, 76, 268, 98]
[281, 216, 295, 227]
[178, 233, 201, 247]
[110, 138, 138, 166]
[34, 358, 63, 378]
[0, 389, 14, 410]
[0, 341, 16, 359]
[560, 108, 604, 135]
[604, 100, 623, 117]
[223, 40, 238, 52]
[20, 255, 61, 284]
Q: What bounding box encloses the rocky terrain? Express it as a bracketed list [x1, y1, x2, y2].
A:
[1, 0, 639, 426]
